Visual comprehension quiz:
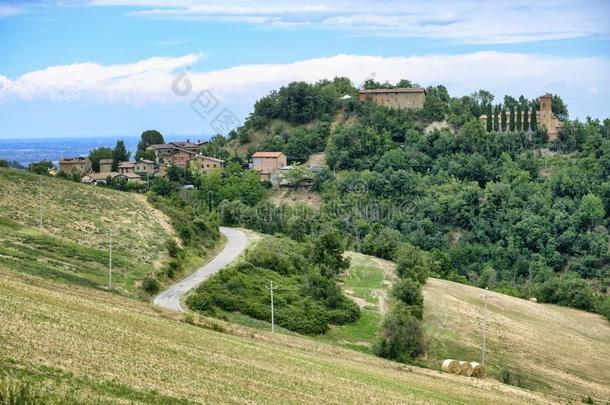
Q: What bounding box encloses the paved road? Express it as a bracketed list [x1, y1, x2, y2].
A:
[154, 227, 248, 312]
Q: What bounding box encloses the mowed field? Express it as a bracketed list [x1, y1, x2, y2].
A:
[423, 278, 610, 403]
[0, 268, 555, 404]
[0, 168, 174, 296]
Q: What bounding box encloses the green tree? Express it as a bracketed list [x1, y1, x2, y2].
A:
[283, 163, 309, 189]
[509, 106, 516, 131]
[112, 140, 131, 171]
[136, 130, 164, 160]
[552, 95, 569, 121]
[88, 147, 114, 172]
[394, 243, 429, 285]
[374, 302, 425, 362]
[530, 107, 538, 131]
[516, 105, 522, 131]
[311, 228, 350, 278]
[578, 193, 605, 231]
[500, 106, 507, 131]
[28, 161, 53, 175]
[485, 103, 493, 132]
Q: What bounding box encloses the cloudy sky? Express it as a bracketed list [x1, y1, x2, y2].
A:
[0, 0, 609, 138]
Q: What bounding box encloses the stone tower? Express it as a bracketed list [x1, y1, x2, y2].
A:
[538, 93, 561, 141]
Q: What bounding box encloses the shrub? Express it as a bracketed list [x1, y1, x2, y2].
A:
[391, 279, 424, 320]
[394, 243, 430, 285]
[374, 302, 425, 363]
[166, 239, 179, 258]
[142, 277, 159, 293]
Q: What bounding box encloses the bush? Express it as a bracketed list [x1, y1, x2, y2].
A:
[394, 243, 430, 285]
[374, 302, 426, 363]
[166, 239, 179, 258]
[391, 279, 424, 319]
[142, 277, 160, 293]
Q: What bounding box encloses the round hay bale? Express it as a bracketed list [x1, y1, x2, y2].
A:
[458, 361, 473, 377]
[470, 362, 486, 378]
[441, 359, 460, 375]
[529, 297, 538, 303]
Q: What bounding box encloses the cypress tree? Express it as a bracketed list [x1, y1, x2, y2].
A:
[523, 107, 530, 132]
[509, 106, 515, 131]
[516, 105, 522, 131]
[530, 107, 538, 131]
[486, 103, 493, 132]
[493, 105, 500, 132]
[501, 106, 507, 131]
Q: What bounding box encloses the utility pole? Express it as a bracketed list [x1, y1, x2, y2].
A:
[481, 288, 490, 365]
[266, 281, 278, 333]
[108, 234, 113, 289]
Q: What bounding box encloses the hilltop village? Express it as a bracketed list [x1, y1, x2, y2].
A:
[57, 86, 563, 189]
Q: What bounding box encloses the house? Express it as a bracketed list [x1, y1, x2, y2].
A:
[166, 150, 195, 168]
[193, 154, 225, 173]
[252, 151, 287, 181]
[117, 161, 135, 174]
[148, 142, 198, 168]
[99, 159, 113, 173]
[134, 159, 155, 175]
[478, 93, 563, 141]
[59, 157, 91, 175]
[358, 87, 426, 110]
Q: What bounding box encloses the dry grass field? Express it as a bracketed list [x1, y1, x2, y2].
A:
[0, 168, 174, 295]
[0, 268, 556, 404]
[423, 278, 610, 403]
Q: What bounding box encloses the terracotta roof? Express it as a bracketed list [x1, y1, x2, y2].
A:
[359, 87, 425, 94]
[117, 162, 135, 168]
[252, 151, 284, 158]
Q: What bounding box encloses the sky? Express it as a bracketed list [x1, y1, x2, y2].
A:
[0, 0, 609, 139]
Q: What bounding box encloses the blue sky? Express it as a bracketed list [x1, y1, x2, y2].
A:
[0, 0, 609, 139]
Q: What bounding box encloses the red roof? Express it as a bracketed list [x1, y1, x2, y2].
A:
[252, 151, 284, 158]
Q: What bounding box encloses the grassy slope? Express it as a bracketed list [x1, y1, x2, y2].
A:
[423, 278, 610, 403]
[316, 252, 396, 353]
[0, 168, 174, 297]
[0, 268, 553, 404]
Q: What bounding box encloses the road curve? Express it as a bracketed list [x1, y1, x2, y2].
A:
[154, 227, 248, 312]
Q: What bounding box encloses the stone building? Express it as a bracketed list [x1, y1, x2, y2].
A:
[358, 87, 426, 110]
[193, 155, 225, 173]
[59, 157, 91, 175]
[166, 150, 195, 168]
[99, 159, 113, 173]
[117, 162, 135, 174]
[479, 94, 563, 141]
[252, 151, 287, 181]
[134, 159, 155, 175]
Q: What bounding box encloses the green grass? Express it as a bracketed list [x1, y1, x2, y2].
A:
[0, 169, 176, 297]
[0, 268, 553, 404]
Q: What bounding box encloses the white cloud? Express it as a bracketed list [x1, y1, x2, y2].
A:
[0, 4, 24, 18]
[1, 52, 609, 118]
[84, 0, 610, 44]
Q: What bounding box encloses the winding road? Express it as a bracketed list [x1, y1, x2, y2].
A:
[154, 227, 249, 312]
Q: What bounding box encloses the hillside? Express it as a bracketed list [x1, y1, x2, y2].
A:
[0, 268, 554, 404]
[423, 278, 610, 402]
[0, 168, 175, 296]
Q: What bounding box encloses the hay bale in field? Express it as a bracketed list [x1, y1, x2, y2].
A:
[529, 297, 537, 303]
[441, 359, 460, 375]
[470, 362, 486, 378]
[458, 361, 473, 377]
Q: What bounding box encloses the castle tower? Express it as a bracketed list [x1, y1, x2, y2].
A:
[538, 93, 561, 141]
